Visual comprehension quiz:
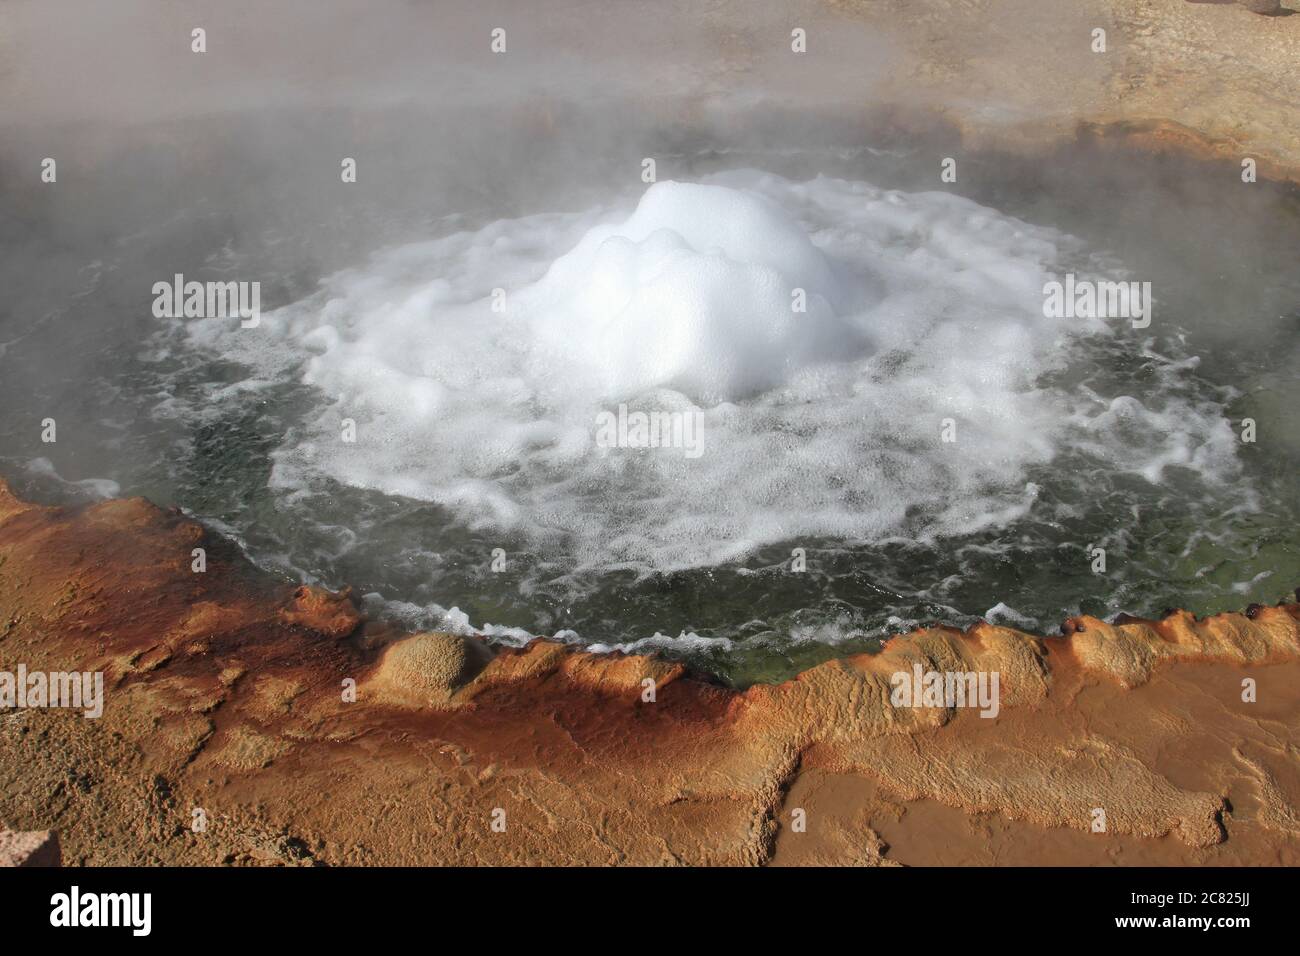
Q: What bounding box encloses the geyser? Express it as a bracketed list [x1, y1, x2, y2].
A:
[178, 170, 1241, 644]
[520, 180, 866, 404]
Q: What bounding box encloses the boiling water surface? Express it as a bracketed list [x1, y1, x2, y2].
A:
[2, 116, 1296, 686]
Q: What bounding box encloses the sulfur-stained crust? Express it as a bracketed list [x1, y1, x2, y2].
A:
[0, 478, 1296, 865]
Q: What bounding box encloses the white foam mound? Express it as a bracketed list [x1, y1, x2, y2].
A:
[520, 181, 863, 403]
[183, 171, 1240, 574]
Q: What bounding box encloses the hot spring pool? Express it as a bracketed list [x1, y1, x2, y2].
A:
[2, 118, 1297, 687]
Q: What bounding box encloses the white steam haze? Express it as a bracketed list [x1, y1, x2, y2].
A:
[0, 0, 896, 124]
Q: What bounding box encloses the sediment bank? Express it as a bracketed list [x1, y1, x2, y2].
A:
[1, 480, 1296, 865]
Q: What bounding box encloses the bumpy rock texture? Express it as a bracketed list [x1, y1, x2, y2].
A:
[820, 0, 1300, 182]
[1, 479, 1297, 865]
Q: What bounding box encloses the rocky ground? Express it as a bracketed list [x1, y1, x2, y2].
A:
[822, 0, 1300, 181]
[0, 480, 1296, 865]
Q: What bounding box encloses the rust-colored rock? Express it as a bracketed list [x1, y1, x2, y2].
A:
[278, 585, 364, 640]
[363, 632, 494, 707]
[0, 478, 1297, 865]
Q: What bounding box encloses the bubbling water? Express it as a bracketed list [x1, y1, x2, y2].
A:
[522, 180, 865, 404]
[185, 170, 1239, 581]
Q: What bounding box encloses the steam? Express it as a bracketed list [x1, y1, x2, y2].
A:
[0, 0, 894, 125]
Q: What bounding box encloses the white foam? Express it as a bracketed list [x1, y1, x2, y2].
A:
[183, 171, 1240, 576]
[519, 180, 863, 404]
[983, 602, 1040, 630]
[587, 631, 735, 656]
[24, 457, 121, 500]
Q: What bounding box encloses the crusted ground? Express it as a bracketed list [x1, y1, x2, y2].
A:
[0, 480, 1296, 865]
[818, 0, 1300, 181]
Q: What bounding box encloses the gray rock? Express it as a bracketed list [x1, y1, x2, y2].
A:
[0, 829, 61, 867]
[1237, 0, 1283, 14]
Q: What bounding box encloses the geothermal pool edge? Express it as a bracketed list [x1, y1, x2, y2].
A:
[1, 478, 1297, 866]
